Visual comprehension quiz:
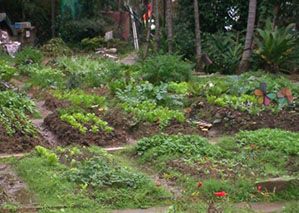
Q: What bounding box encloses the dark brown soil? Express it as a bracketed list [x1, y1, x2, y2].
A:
[102, 107, 206, 140]
[190, 100, 299, 136]
[44, 112, 128, 147]
[0, 126, 45, 154]
[43, 95, 70, 111]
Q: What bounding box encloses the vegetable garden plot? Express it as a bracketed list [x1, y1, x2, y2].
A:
[128, 129, 299, 211]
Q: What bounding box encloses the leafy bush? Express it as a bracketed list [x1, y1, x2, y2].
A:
[255, 21, 299, 72]
[57, 56, 123, 88]
[140, 54, 193, 84]
[41, 38, 73, 57]
[116, 81, 186, 108]
[15, 47, 43, 66]
[0, 60, 16, 81]
[235, 129, 299, 155]
[202, 32, 243, 74]
[68, 156, 145, 188]
[136, 134, 224, 161]
[121, 100, 185, 128]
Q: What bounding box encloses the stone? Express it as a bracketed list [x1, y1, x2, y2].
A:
[213, 119, 222, 124]
[256, 177, 299, 192]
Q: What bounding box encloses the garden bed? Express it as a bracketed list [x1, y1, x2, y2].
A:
[0, 127, 45, 154]
[190, 99, 299, 136]
[44, 112, 128, 147]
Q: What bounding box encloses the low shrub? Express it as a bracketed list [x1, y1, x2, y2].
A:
[29, 66, 65, 88]
[202, 32, 243, 74]
[255, 21, 299, 73]
[136, 134, 224, 161]
[140, 54, 193, 84]
[15, 47, 43, 66]
[41, 38, 73, 57]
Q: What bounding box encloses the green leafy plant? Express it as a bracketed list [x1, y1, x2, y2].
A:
[255, 21, 299, 72]
[68, 156, 145, 188]
[29, 66, 65, 88]
[0, 60, 16, 81]
[202, 32, 243, 74]
[60, 112, 113, 134]
[15, 47, 43, 66]
[140, 54, 193, 84]
[121, 100, 185, 128]
[235, 129, 299, 155]
[136, 134, 224, 161]
[35, 146, 59, 165]
[41, 38, 73, 57]
[0, 91, 37, 136]
[53, 90, 106, 108]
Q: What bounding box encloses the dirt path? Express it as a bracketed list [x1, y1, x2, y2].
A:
[31, 100, 58, 147]
[0, 164, 36, 212]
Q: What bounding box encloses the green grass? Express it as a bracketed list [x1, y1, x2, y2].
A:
[14, 155, 101, 213]
[12, 146, 170, 212]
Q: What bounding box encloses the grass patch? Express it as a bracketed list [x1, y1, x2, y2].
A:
[13, 146, 170, 212]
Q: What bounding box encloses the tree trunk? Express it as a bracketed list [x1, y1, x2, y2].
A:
[272, 2, 280, 30]
[155, 0, 161, 50]
[238, 0, 257, 73]
[144, 0, 154, 58]
[194, 0, 202, 71]
[165, 0, 173, 53]
[51, 0, 55, 38]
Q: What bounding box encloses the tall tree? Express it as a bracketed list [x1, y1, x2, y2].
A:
[165, 0, 173, 53]
[155, 0, 161, 50]
[193, 0, 202, 71]
[238, 0, 257, 73]
[51, 0, 55, 38]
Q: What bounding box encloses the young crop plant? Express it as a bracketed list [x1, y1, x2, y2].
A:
[29, 66, 65, 89]
[60, 112, 113, 134]
[121, 100, 185, 128]
[0, 91, 37, 136]
[53, 89, 106, 109]
[0, 60, 16, 81]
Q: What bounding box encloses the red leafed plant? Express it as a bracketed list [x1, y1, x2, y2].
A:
[214, 191, 227, 197]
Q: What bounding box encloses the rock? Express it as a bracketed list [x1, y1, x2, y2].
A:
[256, 177, 299, 192]
[213, 119, 222, 124]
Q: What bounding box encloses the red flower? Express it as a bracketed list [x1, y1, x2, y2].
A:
[197, 181, 203, 188]
[214, 191, 227, 197]
[257, 185, 262, 192]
